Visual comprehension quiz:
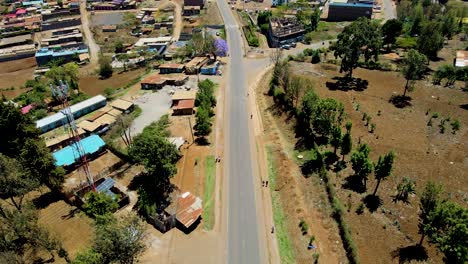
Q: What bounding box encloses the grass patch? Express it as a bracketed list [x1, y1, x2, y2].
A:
[267, 146, 295, 264]
[395, 37, 417, 49]
[202, 155, 216, 230]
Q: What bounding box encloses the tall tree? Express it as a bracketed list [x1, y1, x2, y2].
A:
[401, 49, 427, 96]
[340, 123, 352, 161]
[382, 19, 403, 51]
[310, 7, 321, 32]
[409, 4, 424, 36]
[82, 191, 119, 218]
[331, 19, 365, 78]
[0, 154, 40, 210]
[361, 19, 383, 63]
[427, 201, 468, 263]
[194, 106, 212, 138]
[330, 126, 342, 155]
[0, 102, 64, 191]
[298, 89, 320, 139]
[440, 11, 458, 39]
[350, 144, 373, 190]
[286, 75, 308, 109]
[93, 213, 147, 264]
[46, 62, 79, 89]
[417, 21, 444, 60]
[418, 181, 443, 245]
[372, 151, 395, 196]
[0, 204, 63, 262]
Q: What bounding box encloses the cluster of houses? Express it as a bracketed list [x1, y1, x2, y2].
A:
[0, 0, 90, 66]
[87, 0, 136, 10]
[264, 0, 376, 48]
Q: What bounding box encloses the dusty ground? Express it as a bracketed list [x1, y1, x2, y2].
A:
[78, 68, 146, 96]
[258, 58, 467, 263]
[256, 70, 348, 264]
[0, 57, 36, 94]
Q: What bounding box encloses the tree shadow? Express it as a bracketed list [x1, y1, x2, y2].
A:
[391, 244, 428, 264]
[195, 137, 210, 146]
[363, 194, 382, 213]
[326, 76, 369, 92]
[389, 95, 412, 108]
[32, 191, 64, 209]
[342, 175, 366, 193]
[460, 103, 468, 110]
[301, 159, 323, 177]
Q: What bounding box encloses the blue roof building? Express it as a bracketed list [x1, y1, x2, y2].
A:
[327, 1, 373, 21]
[35, 46, 89, 66]
[53, 135, 106, 167]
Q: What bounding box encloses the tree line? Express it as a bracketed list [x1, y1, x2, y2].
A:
[194, 79, 217, 145]
[267, 51, 467, 263]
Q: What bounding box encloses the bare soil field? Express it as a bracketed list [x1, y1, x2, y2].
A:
[258, 59, 467, 263]
[78, 68, 146, 96]
[0, 57, 36, 94]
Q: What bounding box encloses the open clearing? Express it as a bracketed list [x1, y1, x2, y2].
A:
[257, 55, 467, 263]
[0, 57, 36, 95]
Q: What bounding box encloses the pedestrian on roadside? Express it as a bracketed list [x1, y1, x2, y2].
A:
[251, 114, 253, 119]
[271, 226, 275, 234]
[266, 181, 269, 187]
[262, 180, 265, 187]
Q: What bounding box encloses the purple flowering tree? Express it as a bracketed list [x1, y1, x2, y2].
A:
[214, 38, 228, 58]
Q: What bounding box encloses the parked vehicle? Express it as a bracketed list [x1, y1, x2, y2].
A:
[281, 44, 290, 50]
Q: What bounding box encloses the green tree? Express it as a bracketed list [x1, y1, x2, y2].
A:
[99, 57, 113, 79]
[115, 41, 124, 53]
[194, 106, 212, 138]
[372, 151, 395, 196]
[340, 123, 353, 161]
[311, 49, 321, 64]
[427, 201, 468, 263]
[401, 49, 427, 96]
[93, 213, 147, 264]
[46, 62, 79, 89]
[350, 144, 373, 190]
[0, 204, 63, 262]
[409, 4, 424, 36]
[382, 19, 403, 51]
[330, 126, 342, 155]
[82, 191, 119, 217]
[417, 21, 444, 60]
[0, 154, 40, 210]
[418, 181, 443, 245]
[440, 11, 458, 40]
[298, 89, 320, 139]
[394, 177, 416, 203]
[257, 11, 272, 34]
[195, 79, 217, 108]
[310, 8, 321, 32]
[331, 19, 365, 78]
[361, 19, 383, 63]
[0, 102, 64, 191]
[286, 75, 308, 109]
[310, 98, 345, 139]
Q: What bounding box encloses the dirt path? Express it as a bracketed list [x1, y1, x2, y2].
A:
[80, 0, 100, 69]
[157, 0, 183, 41]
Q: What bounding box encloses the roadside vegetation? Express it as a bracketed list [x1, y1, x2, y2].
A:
[202, 155, 216, 230]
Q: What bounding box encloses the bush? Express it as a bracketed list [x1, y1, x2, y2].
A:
[99, 59, 113, 79]
[311, 50, 321, 64]
[82, 191, 119, 217]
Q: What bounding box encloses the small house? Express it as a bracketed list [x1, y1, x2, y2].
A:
[183, 6, 201, 16]
[172, 99, 195, 115]
[110, 98, 134, 113]
[159, 63, 185, 74]
[141, 74, 166, 89]
[200, 61, 219, 75]
[185, 56, 209, 74]
[164, 74, 189, 86]
[52, 134, 106, 169]
[172, 90, 197, 105]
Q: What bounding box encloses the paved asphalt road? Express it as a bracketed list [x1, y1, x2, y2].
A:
[216, 0, 262, 263]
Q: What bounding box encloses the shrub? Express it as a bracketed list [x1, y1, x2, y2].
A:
[311, 50, 321, 64]
[356, 203, 365, 215]
[450, 119, 460, 134]
[395, 37, 417, 49]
